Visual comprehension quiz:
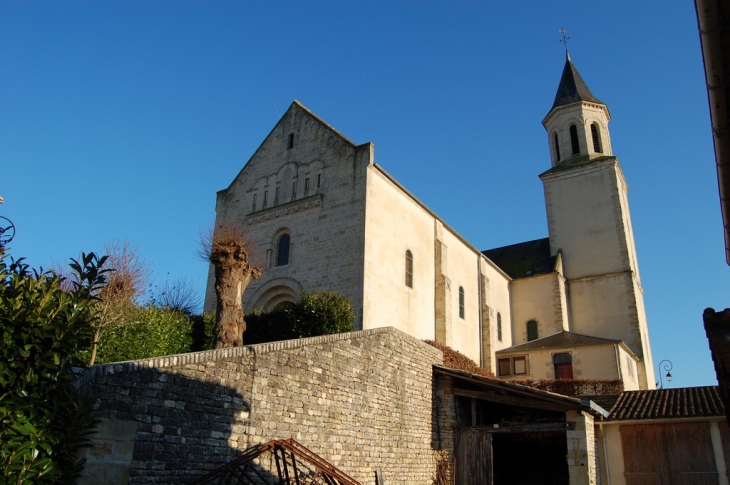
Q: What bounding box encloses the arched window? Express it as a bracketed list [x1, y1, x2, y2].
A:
[591, 123, 602, 153]
[497, 312, 502, 342]
[569, 125, 580, 155]
[458, 287, 465, 319]
[405, 250, 413, 288]
[553, 133, 561, 162]
[526, 320, 538, 341]
[276, 234, 290, 266]
[287, 133, 294, 149]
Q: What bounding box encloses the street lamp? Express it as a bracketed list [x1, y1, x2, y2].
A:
[657, 359, 673, 389]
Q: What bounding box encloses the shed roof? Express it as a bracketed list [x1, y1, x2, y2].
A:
[608, 386, 724, 420]
[482, 237, 555, 279]
[496, 331, 622, 354]
[434, 365, 607, 417]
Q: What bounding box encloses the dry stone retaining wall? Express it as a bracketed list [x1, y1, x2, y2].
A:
[79, 327, 443, 484]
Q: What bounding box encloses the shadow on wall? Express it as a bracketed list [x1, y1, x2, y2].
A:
[78, 369, 264, 484]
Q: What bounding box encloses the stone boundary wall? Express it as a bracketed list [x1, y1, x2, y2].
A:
[79, 327, 444, 484]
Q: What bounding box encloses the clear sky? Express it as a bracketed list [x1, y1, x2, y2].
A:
[1, 1, 725, 389]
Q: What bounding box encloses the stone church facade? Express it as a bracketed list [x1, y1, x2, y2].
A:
[204, 53, 656, 390]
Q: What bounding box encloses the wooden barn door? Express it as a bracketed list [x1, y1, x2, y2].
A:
[455, 428, 492, 485]
[621, 422, 718, 485]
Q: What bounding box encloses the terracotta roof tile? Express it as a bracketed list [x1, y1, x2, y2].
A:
[608, 386, 724, 420]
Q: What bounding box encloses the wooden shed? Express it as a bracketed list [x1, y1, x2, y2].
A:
[598, 386, 728, 485]
[434, 366, 607, 485]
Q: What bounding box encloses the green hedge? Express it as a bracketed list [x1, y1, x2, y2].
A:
[90, 306, 193, 364]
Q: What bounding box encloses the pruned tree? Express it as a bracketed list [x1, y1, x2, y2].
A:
[201, 225, 261, 348]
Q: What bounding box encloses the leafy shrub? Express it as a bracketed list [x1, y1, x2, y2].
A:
[290, 290, 355, 338]
[90, 306, 194, 363]
[243, 290, 355, 344]
[244, 306, 296, 345]
[190, 312, 217, 352]
[0, 252, 105, 484]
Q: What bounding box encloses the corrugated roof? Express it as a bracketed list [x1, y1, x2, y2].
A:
[482, 237, 555, 280]
[608, 386, 724, 420]
[496, 331, 621, 354]
[551, 53, 604, 110]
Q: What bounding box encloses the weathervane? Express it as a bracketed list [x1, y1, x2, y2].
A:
[559, 27, 570, 54]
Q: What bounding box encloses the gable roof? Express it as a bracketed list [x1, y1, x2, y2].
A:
[608, 386, 724, 420]
[551, 53, 604, 110]
[482, 237, 556, 279]
[496, 330, 623, 354]
[222, 100, 361, 193]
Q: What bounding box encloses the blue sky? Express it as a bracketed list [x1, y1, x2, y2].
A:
[1, 1, 724, 388]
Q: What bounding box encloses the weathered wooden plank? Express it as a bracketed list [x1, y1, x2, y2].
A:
[455, 429, 492, 485]
[621, 422, 718, 485]
[453, 387, 574, 413]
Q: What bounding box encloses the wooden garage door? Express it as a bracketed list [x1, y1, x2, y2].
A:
[621, 422, 718, 485]
[455, 428, 492, 485]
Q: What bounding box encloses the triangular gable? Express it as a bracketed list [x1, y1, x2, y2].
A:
[221, 100, 361, 193]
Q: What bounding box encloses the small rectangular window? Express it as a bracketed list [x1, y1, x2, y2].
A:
[513, 356, 527, 375]
[252, 194, 257, 212]
[317, 174, 322, 188]
[291, 182, 297, 201]
[498, 356, 528, 377]
[262, 190, 268, 209]
[498, 358, 512, 376]
[274, 187, 280, 205]
[304, 178, 310, 197]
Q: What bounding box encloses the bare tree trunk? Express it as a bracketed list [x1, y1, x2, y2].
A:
[88, 326, 101, 365]
[209, 232, 260, 348]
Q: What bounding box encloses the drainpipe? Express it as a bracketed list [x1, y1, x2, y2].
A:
[477, 255, 484, 367]
[598, 422, 612, 485]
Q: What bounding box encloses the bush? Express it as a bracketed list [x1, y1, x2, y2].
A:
[291, 290, 355, 338]
[190, 312, 217, 352]
[0, 252, 105, 484]
[244, 307, 296, 345]
[90, 306, 194, 363]
[243, 290, 356, 344]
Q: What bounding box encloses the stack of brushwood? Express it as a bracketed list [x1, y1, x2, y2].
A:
[424, 340, 495, 378]
[432, 452, 450, 485]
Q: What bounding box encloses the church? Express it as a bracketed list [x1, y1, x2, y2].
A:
[204, 53, 656, 391]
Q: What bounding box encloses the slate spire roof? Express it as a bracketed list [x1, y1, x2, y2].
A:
[551, 52, 604, 110]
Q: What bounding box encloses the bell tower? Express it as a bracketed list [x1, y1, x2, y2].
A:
[543, 52, 613, 168]
[539, 52, 655, 389]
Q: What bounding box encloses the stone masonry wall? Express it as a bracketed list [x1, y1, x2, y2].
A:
[79, 327, 443, 485]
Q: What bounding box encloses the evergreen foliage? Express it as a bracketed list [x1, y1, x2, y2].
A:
[89, 306, 193, 364]
[244, 307, 296, 345]
[289, 290, 355, 338]
[245, 290, 355, 344]
[0, 252, 106, 484]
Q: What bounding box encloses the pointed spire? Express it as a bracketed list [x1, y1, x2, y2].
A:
[551, 55, 604, 110]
